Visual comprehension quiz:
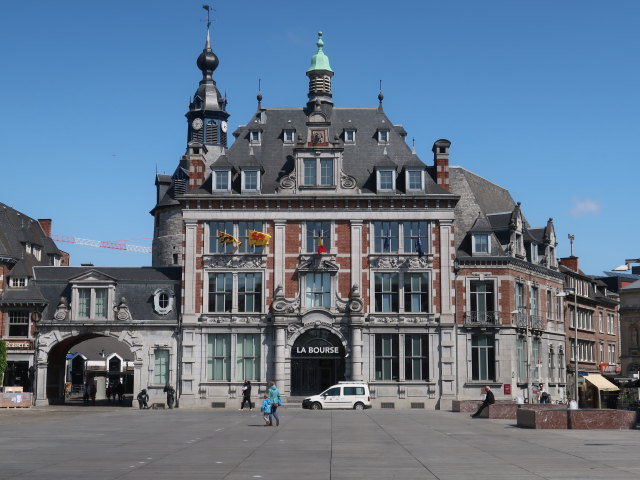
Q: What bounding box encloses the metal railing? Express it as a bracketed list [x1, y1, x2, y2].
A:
[530, 314, 545, 330]
[464, 311, 501, 326]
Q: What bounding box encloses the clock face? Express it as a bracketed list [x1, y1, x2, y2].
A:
[221, 121, 228, 133]
[192, 118, 203, 130]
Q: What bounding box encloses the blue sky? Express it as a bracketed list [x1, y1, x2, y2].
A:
[1, 1, 638, 275]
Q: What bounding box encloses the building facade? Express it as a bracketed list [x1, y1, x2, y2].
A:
[0, 204, 68, 390]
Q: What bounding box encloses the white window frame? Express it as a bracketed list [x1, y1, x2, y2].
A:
[405, 169, 424, 191]
[7, 311, 30, 338]
[25, 243, 32, 255]
[9, 277, 27, 288]
[249, 130, 261, 145]
[302, 272, 333, 309]
[205, 271, 264, 314]
[372, 271, 432, 313]
[241, 169, 260, 192]
[299, 156, 336, 188]
[472, 234, 490, 255]
[212, 169, 231, 192]
[153, 348, 170, 386]
[33, 246, 41, 261]
[344, 129, 356, 143]
[72, 284, 115, 321]
[608, 343, 616, 364]
[283, 129, 295, 144]
[376, 169, 396, 192]
[153, 289, 174, 315]
[377, 129, 389, 144]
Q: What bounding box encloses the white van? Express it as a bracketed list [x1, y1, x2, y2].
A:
[301, 382, 371, 410]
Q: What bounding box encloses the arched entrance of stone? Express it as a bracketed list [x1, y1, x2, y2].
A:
[42, 333, 135, 405]
[290, 329, 345, 396]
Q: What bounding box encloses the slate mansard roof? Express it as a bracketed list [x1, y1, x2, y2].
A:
[32, 267, 181, 322]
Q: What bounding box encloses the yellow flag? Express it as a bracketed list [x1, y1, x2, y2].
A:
[218, 231, 242, 245]
[248, 230, 271, 246]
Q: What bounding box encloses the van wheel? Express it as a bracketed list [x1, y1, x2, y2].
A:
[354, 402, 365, 411]
[311, 402, 322, 410]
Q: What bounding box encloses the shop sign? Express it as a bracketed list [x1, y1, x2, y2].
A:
[294, 346, 341, 355]
[6, 340, 33, 350]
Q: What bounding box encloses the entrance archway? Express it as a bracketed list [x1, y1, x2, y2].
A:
[291, 329, 345, 396]
[42, 333, 135, 405]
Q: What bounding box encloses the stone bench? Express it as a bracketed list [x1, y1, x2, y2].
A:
[480, 403, 566, 419]
[452, 399, 512, 413]
[517, 408, 637, 429]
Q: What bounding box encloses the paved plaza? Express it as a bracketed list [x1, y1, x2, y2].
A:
[0, 406, 639, 480]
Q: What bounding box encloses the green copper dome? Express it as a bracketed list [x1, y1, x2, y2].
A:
[307, 32, 333, 73]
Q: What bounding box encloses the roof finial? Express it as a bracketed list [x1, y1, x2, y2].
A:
[257, 78, 263, 109]
[378, 79, 384, 112]
[202, 4, 212, 31]
[412, 137, 416, 154]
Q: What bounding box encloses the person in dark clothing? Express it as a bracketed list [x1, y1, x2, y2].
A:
[137, 389, 149, 409]
[471, 386, 495, 418]
[240, 380, 253, 410]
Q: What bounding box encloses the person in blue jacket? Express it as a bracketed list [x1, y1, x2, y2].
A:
[267, 381, 282, 426]
[260, 394, 273, 426]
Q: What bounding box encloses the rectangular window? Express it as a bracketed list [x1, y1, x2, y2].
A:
[242, 170, 259, 191]
[546, 290, 553, 320]
[531, 338, 541, 380]
[378, 130, 389, 144]
[9, 277, 27, 287]
[599, 312, 603, 333]
[207, 334, 231, 381]
[238, 221, 265, 254]
[607, 313, 615, 334]
[530, 286, 539, 316]
[236, 334, 261, 381]
[377, 170, 394, 190]
[373, 221, 399, 253]
[303, 159, 316, 185]
[344, 129, 355, 143]
[407, 170, 423, 190]
[375, 273, 399, 312]
[208, 273, 232, 312]
[556, 295, 563, 322]
[517, 337, 526, 380]
[94, 288, 107, 319]
[306, 221, 331, 253]
[283, 129, 295, 143]
[608, 344, 616, 364]
[471, 334, 495, 381]
[515, 283, 525, 309]
[305, 272, 331, 308]
[405, 334, 429, 380]
[238, 273, 262, 313]
[375, 334, 398, 380]
[8, 311, 29, 337]
[472, 234, 489, 254]
[249, 131, 261, 144]
[78, 289, 91, 318]
[209, 221, 234, 254]
[470, 281, 495, 321]
[599, 343, 605, 364]
[319, 159, 334, 186]
[531, 242, 538, 263]
[404, 273, 429, 313]
[214, 170, 230, 190]
[154, 349, 169, 385]
[403, 221, 428, 254]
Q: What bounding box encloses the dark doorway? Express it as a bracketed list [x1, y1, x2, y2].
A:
[291, 329, 345, 396]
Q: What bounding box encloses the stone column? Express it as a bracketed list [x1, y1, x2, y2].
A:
[35, 363, 48, 406]
[350, 220, 363, 289]
[351, 327, 363, 381]
[275, 326, 286, 388]
[183, 220, 198, 322]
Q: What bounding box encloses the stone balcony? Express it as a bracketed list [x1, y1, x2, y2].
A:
[464, 311, 501, 327]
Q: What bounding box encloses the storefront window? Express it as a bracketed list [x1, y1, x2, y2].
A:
[375, 334, 398, 380]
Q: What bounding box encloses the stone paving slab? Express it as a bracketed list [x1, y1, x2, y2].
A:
[0, 406, 638, 479]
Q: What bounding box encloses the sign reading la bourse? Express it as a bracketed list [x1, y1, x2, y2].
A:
[294, 346, 341, 355]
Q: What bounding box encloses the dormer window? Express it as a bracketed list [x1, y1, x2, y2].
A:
[241, 169, 260, 192]
[377, 169, 396, 192]
[472, 234, 490, 254]
[212, 169, 231, 192]
[77, 288, 108, 319]
[249, 130, 261, 145]
[531, 242, 539, 263]
[283, 129, 295, 144]
[344, 129, 356, 143]
[378, 130, 389, 144]
[25, 243, 32, 255]
[33, 246, 41, 261]
[406, 170, 424, 191]
[302, 158, 334, 187]
[9, 277, 27, 288]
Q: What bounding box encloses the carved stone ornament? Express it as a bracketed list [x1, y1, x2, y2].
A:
[286, 323, 301, 339]
[198, 315, 263, 324]
[297, 255, 339, 272]
[114, 297, 132, 321]
[335, 284, 364, 314]
[368, 315, 433, 325]
[340, 171, 357, 189]
[204, 255, 266, 269]
[278, 173, 296, 191]
[54, 297, 69, 321]
[369, 254, 433, 269]
[271, 285, 300, 314]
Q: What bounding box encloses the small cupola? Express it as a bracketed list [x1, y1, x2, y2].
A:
[306, 32, 334, 107]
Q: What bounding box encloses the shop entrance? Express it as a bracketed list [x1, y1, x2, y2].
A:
[290, 329, 345, 396]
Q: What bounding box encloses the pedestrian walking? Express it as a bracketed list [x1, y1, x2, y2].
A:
[83, 382, 90, 404]
[137, 389, 149, 409]
[267, 381, 282, 426]
[538, 384, 550, 404]
[240, 380, 253, 410]
[260, 393, 273, 426]
[471, 385, 495, 418]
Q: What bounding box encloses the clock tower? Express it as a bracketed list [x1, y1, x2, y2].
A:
[186, 29, 230, 150]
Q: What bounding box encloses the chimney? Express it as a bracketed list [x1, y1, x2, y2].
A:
[432, 139, 451, 191]
[559, 256, 579, 272]
[38, 219, 52, 237]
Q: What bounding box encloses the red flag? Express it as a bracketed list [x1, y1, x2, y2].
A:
[317, 235, 327, 254]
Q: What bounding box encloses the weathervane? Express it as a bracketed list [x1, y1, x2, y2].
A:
[202, 4, 213, 30]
